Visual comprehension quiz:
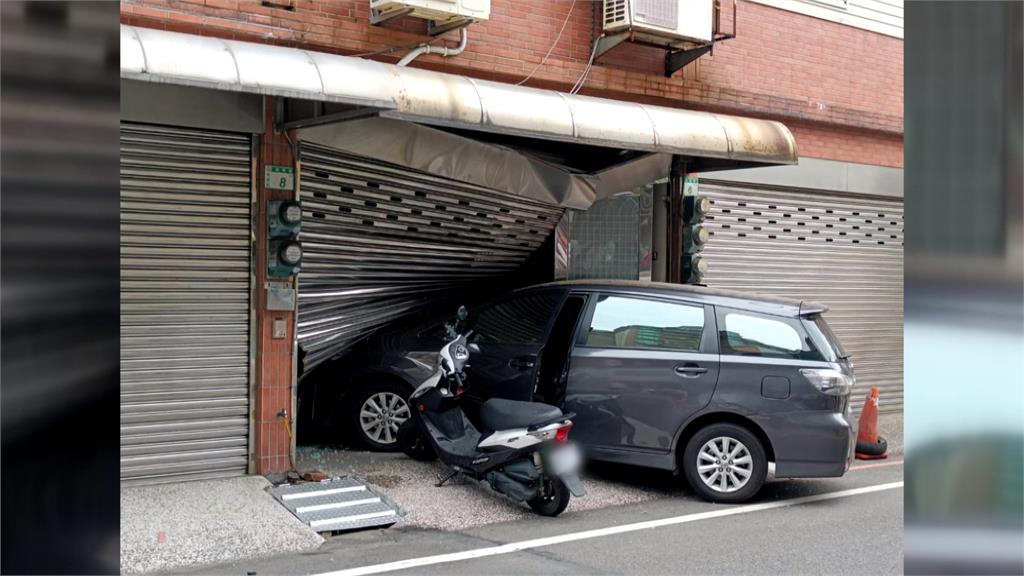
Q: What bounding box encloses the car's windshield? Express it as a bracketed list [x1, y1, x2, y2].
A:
[802, 315, 848, 361]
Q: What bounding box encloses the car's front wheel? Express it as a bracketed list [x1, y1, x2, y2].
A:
[346, 380, 412, 451]
[683, 423, 767, 504]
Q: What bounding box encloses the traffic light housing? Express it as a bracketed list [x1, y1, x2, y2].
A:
[268, 200, 302, 277]
[681, 195, 709, 284]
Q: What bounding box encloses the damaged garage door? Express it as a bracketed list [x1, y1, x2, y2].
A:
[297, 144, 564, 372]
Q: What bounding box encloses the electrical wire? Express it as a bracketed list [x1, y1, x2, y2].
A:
[514, 0, 579, 86]
[569, 35, 600, 95]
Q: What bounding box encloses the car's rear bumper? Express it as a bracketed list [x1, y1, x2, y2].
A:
[761, 410, 854, 478]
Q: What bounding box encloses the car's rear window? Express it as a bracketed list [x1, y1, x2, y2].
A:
[719, 311, 821, 360]
[803, 315, 848, 362]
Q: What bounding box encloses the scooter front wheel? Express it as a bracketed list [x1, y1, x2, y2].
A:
[397, 419, 437, 462]
[527, 476, 570, 517]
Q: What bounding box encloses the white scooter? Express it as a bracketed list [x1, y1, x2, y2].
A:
[397, 306, 585, 516]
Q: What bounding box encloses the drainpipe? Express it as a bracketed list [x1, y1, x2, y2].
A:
[397, 27, 468, 67]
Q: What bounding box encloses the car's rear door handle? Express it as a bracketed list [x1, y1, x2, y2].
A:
[510, 356, 536, 370]
[674, 364, 708, 378]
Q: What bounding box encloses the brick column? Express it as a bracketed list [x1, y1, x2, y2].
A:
[254, 97, 296, 474]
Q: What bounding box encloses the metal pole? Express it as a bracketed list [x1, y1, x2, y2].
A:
[652, 182, 668, 282]
[668, 156, 687, 283]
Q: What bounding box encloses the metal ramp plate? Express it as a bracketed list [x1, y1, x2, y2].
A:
[268, 477, 400, 533]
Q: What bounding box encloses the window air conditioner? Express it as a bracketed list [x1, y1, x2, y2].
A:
[603, 0, 714, 44]
[369, 0, 490, 25]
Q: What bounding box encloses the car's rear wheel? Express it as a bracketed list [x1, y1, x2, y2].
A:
[346, 380, 412, 451]
[683, 423, 767, 504]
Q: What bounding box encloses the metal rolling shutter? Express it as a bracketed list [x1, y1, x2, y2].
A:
[700, 182, 904, 414]
[120, 123, 253, 484]
[297, 143, 564, 371]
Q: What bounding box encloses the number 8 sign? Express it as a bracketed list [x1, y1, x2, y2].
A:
[265, 165, 295, 191]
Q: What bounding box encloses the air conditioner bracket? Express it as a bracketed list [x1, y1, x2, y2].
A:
[665, 44, 713, 77]
[370, 6, 414, 26]
[594, 32, 631, 62]
[427, 17, 474, 36]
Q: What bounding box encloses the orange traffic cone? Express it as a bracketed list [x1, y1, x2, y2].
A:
[854, 387, 887, 460]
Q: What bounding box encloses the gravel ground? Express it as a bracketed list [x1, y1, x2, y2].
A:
[120, 476, 323, 574]
[296, 445, 686, 532]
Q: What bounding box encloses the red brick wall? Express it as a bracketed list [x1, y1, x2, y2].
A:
[254, 99, 297, 474]
[121, 0, 903, 166]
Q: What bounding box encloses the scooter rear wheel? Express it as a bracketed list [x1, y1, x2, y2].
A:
[397, 419, 437, 462]
[527, 476, 570, 517]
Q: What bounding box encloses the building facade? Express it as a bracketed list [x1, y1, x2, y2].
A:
[118, 0, 903, 484]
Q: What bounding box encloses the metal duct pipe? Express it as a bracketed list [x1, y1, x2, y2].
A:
[397, 28, 468, 67]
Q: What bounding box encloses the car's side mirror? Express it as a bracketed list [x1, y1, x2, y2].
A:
[468, 343, 481, 354]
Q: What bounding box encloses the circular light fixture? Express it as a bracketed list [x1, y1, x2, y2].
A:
[691, 224, 709, 246]
[279, 201, 302, 225]
[694, 196, 711, 217]
[692, 255, 708, 275]
[279, 241, 302, 266]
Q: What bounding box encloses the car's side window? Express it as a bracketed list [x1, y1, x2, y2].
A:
[720, 311, 819, 360]
[584, 295, 704, 352]
[470, 292, 561, 344]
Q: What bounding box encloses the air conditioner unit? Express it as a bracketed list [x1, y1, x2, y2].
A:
[603, 0, 713, 44]
[370, 0, 490, 26]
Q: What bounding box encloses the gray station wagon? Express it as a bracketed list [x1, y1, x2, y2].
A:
[301, 279, 857, 503]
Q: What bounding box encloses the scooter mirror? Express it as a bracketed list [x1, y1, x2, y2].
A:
[468, 343, 480, 354]
[456, 305, 469, 321]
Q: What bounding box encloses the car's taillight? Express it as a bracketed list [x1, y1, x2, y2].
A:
[554, 423, 572, 443]
[800, 368, 854, 396]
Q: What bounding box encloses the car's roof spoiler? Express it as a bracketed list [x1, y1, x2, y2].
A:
[798, 301, 829, 316]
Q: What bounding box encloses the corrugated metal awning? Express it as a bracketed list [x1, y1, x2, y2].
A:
[120, 25, 798, 170]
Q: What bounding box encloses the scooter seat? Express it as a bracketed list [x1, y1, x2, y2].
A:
[479, 398, 563, 431]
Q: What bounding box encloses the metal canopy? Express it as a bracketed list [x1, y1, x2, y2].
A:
[120, 25, 798, 170]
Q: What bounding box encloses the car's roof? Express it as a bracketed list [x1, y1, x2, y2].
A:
[523, 279, 828, 317]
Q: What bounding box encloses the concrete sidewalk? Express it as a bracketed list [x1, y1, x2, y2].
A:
[120, 476, 323, 574]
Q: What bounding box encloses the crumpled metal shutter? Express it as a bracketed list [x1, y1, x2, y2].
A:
[120, 123, 253, 484]
[297, 143, 564, 372]
[700, 182, 904, 414]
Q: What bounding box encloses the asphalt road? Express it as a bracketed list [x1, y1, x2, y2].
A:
[193, 461, 903, 576]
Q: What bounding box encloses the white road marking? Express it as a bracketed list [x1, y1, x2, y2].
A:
[315, 481, 903, 576]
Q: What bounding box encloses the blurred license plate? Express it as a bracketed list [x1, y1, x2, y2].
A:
[547, 444, 582, 475]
